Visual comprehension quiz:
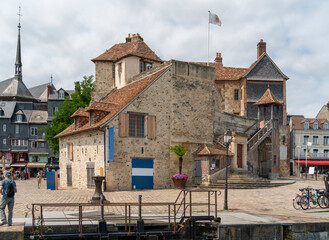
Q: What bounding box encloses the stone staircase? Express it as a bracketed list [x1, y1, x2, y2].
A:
[199, 172, 294, 189]
[247, 120, 272, 151]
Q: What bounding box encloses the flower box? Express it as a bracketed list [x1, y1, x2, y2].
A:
[171, 174, 188, 189]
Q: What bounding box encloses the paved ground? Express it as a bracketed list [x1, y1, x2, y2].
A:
[5, 176, 329, 226]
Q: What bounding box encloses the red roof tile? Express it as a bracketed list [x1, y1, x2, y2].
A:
[254, 87, 281, 106]
[85, 102, 117, 112]
[92, 40, 163, 63]
[55, 65, 169, 138]
[195, 144, 234, 156]
[71, 108, 89, 118]
[291, 117, 328, 130]
[194, 62, 248, 81]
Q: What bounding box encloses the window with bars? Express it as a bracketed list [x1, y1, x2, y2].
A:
[234, 89, 239, 101]
[129, 114, 145, 137]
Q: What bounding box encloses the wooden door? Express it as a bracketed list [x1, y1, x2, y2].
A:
[66, 164, 72, 187]
[86, 162, 95, 188]
[237, 144, 243, 168]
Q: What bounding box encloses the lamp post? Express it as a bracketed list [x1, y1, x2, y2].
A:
[306, 141, 312, 170]
[224, 129, 232, 210]
[295, 145, 301, 177]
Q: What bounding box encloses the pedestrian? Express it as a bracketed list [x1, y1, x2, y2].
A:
[23, 169, 26, 180]
[37, 172, 42, 189]
[0, 171, 17, 226]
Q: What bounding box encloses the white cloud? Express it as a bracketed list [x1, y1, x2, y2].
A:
[0, 0, 328, 118]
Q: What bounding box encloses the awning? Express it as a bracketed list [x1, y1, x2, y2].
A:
[294, 160, 329, 166]
[10, 163, 27, 167]
[27, 162, 47, 168]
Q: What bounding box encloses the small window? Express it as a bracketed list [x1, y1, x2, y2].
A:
[324, 136, 329, 145]
[17, 115, 23, 122]
[324, 122, 329, 130]
[2, 124, 6, 132]
[304, 121, 309, 130]
[303, 135, 309, 145]
[68, 143, 73, 161]
[40, 142, 45, 148]
[325, 150, 329, 157]
[31, 141, 38, 148]
[112, 64, 115, 80]
[30, 127, 38, 136]
[145, 63, 152, 70]
[59, 90, 65, 99]
[52, 107, 58, 115]
[313, 149, 318, 157]
[3, 139, 6, 145]
[139, 61, 144, 73]
[129, 114, 145, 137]
[313, 121, 318, 130]
[313, 136, 318, 145]
[15, 125, 19, 134]
[234, 89, 239, 101]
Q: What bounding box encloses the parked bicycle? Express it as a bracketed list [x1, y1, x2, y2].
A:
[293, 188, 306, 210]
[300, 187, 329, 210]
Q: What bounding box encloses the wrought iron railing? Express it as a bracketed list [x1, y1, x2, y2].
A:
[247, 120, 272, 151]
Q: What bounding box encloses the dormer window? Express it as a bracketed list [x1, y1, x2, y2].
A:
[139, 61, 152, 73]
[59, 90, 65, 99]
[17, 115, 23, 122]
[313, 121, 318, 130]
[90, 112, 95, 126]
[324, 122, 329, 130]
[304, 121, 309, 130]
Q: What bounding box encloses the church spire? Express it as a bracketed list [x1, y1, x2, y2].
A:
[15, 6, 23, 81]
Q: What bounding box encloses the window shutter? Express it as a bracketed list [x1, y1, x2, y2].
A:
[147, 115, 156, 140]
[108, 127, 114, 161]
[119, 113, 129, 137]
[69, 144, 73, 161]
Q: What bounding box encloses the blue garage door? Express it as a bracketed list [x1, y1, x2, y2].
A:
[132, 159, 153, 189]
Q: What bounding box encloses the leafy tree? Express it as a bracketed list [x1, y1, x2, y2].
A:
[44, 75, 94, 154]
[170, 144, 188, 174]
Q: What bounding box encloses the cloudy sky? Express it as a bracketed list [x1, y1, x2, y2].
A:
[0, 0, 328, 117]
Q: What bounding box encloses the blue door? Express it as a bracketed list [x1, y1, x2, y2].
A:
[132, 159, 153, 189]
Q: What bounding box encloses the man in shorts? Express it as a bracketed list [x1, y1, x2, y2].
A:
[0, 171, 17, 226]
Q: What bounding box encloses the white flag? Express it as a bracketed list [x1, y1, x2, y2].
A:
[209, 12, 222, 26]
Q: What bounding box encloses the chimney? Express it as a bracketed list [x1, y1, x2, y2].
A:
[214, 52, 223, 66]
[126, 33, 143, 43]
[257, 39, 266, 58]
[47, 83, 52, 97]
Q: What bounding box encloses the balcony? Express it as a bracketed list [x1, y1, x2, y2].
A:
[294, 153, 329, 160]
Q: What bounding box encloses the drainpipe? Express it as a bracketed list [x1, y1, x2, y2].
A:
[99, 128, 107, 191]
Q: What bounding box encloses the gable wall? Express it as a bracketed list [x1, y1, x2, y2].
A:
[317, 107, 329, 120]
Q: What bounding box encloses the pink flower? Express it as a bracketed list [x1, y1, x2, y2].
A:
[171, 174, 188, 180]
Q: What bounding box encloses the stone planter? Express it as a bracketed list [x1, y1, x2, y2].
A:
[172, 178, 187, 189]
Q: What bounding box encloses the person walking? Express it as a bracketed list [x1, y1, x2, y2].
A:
[37, 172, 42, 189]
[0, 171, 17, 226]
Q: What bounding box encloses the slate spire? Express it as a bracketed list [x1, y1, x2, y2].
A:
[15, 6, 23, 81]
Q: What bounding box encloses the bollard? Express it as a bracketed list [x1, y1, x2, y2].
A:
[91, 176, 108, 203]
[99, 195, 107, 234]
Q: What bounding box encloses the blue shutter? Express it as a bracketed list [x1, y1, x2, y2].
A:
[108, 127, 114, 161]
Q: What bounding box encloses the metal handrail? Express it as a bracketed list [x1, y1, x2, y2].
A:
[30, 189, 220, 238]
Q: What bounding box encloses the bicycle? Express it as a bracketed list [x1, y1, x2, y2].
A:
[293, 188, 306, 210]
[300, 187, 328, 210]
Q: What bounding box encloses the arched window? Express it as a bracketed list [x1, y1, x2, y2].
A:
[304, 121, 309, 130]
[313, 121, 318, 130]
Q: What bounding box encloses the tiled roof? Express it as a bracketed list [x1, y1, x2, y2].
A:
[194, 62, 248, 81]
[56, 65, 170, 138]
[71, 108, 89, 118]
[92, 40, 163, 63]
[195, 144, 234, 156]
[85, 102, 118, 112]
[254, 87, 281, 106]
[291, 117, 329, 130]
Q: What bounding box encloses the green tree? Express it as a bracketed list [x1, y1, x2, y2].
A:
[44, 75, 94, 154]
[170, 145, 188, 174]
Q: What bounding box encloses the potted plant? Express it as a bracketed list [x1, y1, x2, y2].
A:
[170, 144, 188, 189]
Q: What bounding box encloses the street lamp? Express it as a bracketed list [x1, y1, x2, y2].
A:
[295, 145, 301, 177]
[224, 129, 232, 210]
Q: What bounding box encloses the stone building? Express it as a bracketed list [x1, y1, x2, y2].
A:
[57, 34, 261, 190]
[290, 117, 329, 174]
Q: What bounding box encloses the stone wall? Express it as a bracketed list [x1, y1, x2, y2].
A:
[59, 130, 105, 189]
[92, 61, 114, 102]
[216, 81, 242, 114]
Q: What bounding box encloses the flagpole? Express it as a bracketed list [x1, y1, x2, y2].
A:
[207, 11, 210, 66]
